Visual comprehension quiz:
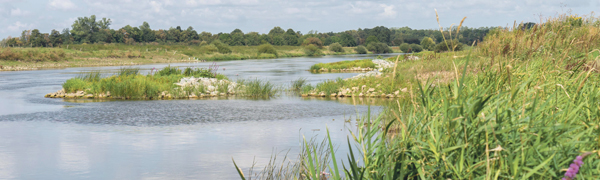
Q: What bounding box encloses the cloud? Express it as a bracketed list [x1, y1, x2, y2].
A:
[4, 21, 31, 33]
[48, 0, 77, 10]
[10, 8, 30, 16]
[379, 4, 396, 18]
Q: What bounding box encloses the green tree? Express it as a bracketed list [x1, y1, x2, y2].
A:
[340, 33, 357, 47]
[365, 35, 379, 45]
[367, 42, 392, 54]
[49, 29, 62, 46]
[230, 29, 245, 46]
[302, 37, 323, 48]
[399, 43, 410, 53]
[244, 32, 260, 46]
[355, 45, 367, 54]
[410, 44, 423, 52]
[304, 44, 321, 56]
[420, 37, 435, 51]
[328, 42, 344, 52]
[70, 15, 111, 43]
[257, 43, 278, 56]
[284, 28, 299, 46]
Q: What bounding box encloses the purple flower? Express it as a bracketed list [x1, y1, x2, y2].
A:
[564, 155, 586, 179]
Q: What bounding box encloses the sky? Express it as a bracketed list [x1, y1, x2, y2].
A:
[0, 0, 598, 38]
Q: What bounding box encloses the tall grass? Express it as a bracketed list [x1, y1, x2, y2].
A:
[310, 59, 375, 72]
[237, 13, 600, 179]
[237, 79, 278, 97]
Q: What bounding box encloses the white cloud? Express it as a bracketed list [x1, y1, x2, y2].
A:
[4, 21, 31, 33]
[10, 8, 30, 16]
[48, 0, 77, 10]
[379, 4, 396, 18]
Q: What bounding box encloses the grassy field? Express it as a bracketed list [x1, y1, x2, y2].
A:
[310, 59, 376, 72]
[234, 14, 600, 179]
[0, 44, 373, 71]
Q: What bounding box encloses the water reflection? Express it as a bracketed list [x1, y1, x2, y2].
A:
[0, 54, 393, 179]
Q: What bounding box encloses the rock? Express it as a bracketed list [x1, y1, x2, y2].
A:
[85, 94, 94, 99]
[386, 94, 394, 98]
[358, 93, 364, 97]
[330, 93, 336, 97]
[219, 93, 226, 96]
[361, 85, 367, 91]
[394, 90, 400, 95]
[301, 94, 308, 97]
[401, 88, 408, 92]
[319, 92, 326, 97]
[368, 88, 375, 92]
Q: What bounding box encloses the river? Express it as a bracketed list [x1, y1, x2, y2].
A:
[0, 54, 396, 179]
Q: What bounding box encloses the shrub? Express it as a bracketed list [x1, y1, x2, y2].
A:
[157, 65, 181, 76]
[257, 44, 278, 56]
[328, 43, 344, 53]
[212, 40, 232, 54]
[355, 45, 367, 54]
[420, 37, 435, 50]
[434, 39, 463, 52]
[63, 78, 89, 93]
[302, 37, 323, 48]
[399, 43, 410, 53]
[409, 44, 423, 53]
[367, 43, 392, 54]
[304, 44, 322, 56]
[200, 44, 218, 54]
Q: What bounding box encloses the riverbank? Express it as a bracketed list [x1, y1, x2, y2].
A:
[0, 44, 396, 72]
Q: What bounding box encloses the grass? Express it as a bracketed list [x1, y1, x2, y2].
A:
[60, 66, 281, 99]
[237, 13, 600, 179]
[1, 44, 361, 71]
[310, 59, 376, 72]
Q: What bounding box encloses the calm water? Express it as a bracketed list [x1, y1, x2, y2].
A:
[0, 54, 396, 179]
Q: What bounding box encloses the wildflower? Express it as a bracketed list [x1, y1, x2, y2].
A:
[564, 155, 586, 180]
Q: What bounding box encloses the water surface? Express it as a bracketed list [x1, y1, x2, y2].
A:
[0, 54, 396, 179]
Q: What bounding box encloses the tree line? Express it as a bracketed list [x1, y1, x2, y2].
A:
[1, 15, 495, 49]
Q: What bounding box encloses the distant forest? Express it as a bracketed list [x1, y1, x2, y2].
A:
[1, 15, 495, 48]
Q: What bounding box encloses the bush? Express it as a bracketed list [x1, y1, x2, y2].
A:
[257, 44, 278, 56]
[211, 40, 232, 54]
[302, 37, 323, 48]
[200, 44, 218, 54]
[156, 65, 181, 76]
[328, 43, 344, 53]
[304, 44, 322, 56]
[409, 44, 423, 53]
[399, 43, 410, 53]
[434, 39, 463, 52]
[420, 37, 435, 50]
[63, 78, 89, 93]
[367, 43, 392, 54]
[355, 45, 367, 54]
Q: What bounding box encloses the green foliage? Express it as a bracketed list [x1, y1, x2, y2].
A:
[420, 37, 435, 50]
[156, 65, 182, 76]
[302, 37, 323, 48]
[365, 35, 379, 45]
[62, 78, 89, 93]
[315, 79, 340, 94]
[366, 42, 392, 54]
[434, 39, 463, 52]
[354, 45, 367, 54]
[328, 43, 344, 53]
[409, 44, 423, 52]
[303, 44, 322, 56]
[117, 67, 139, 76]
[291, 77, 307, 91]
[399, 43, 409, 52]
[212, 40, 232, 54]
[257, 44, 278, 56]
[310, 59, 375, 71]
[237, 79, 277, 97]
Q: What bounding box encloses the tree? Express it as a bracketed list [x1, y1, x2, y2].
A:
[284, 28, 299, 46]
[420, 37, 435, 51]
[30, 29, 46, 47]
[258, 43, 278, 56]
[355, 45, 367, 54]
[399, 43, 410, 53]
[70, 15, 111, 43]
[328, 43, 344, 52]
[244, 32, 260, 46]
[365, 35, 379, 45]
[139, 22, 155, 42]
[302, 37, 323, 48]
[410, 44, 423, 52]
[304, 44, 321, 56]
[340, 33, 357, 47]
[367, 42, 392, 54]
[229, 29, 245, 46]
